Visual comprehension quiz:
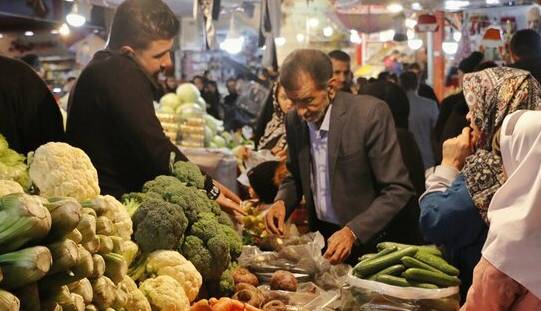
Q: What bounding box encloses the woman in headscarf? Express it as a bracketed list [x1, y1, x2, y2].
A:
[461, 110, 541, 310]
[419, 67, 541, 300]
[254, 82, 293, 160]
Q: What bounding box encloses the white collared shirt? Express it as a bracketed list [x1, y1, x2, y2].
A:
[307, 105, 339, 224]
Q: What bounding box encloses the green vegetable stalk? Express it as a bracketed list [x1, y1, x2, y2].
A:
[65, 229, 83, 244]
[44, 197, 82, 240]
[104, 253, 128, 285]
[0, 193, 52, 252]
[91, 276, 116, 309]
[12, 282, 40, 311]
[68, 278, 93, 305]
[72, 245, 94, 279]
[0, 289, 20, 311]
[0, 246, 52, 289]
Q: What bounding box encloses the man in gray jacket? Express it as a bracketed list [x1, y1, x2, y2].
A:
[265, 49, 415, 264]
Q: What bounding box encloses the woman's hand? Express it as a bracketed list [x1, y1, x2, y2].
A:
[442, 127, 474, 170]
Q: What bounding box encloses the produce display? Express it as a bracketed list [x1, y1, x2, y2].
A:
[352, 242, 460, 289]
[240, 201, 269, 245]
[0, 135, 30, 191]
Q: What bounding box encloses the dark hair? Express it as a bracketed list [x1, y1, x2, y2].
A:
[474, 61, 498, 71]
[247, 161, 281, 204]
[280, 49, 333, 91]
[192, 75, 205, 82]
[67, 77, 77, 82]
[400, 71, 419, 91]
[108, 0, 179, 50]
[409, 63, 421, 72]
[458, 51, 484, 74]
[226, 78, 236, 84]
[510, 29, 541, 60]
[378, 71, 390, 81]
[361, 81, 410, 129]
[328, 50, 351, 62]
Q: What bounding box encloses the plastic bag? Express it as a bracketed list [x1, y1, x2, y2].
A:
[340, 271, 460, 311]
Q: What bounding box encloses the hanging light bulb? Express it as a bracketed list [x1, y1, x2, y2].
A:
[453, 31, 462, 42]
[323, 26, 334, 37]
[308, 18, 319, 28]
[408, 38, 423, 50]
[220, 16, 244, 54]
[66, 1, 86, 27]
[442, 41, 459, 54]
[59, 23, 71, 36]
[387, 3, 404, 13]
[350, 30, 362, 44]
[296, 33, 305, 43]
[274, 37, 286, 46]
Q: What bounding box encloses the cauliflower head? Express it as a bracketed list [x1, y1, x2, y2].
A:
[90, 195, 133, 240]
[29, 142, 100, 201]
[118, 276, 151, 311]
[139, 275, 190, 311]
[145, 250, 202, 302]
[0, 179, 24, 196]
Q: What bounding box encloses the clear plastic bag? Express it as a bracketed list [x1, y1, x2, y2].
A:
[340, 271, 460, 311]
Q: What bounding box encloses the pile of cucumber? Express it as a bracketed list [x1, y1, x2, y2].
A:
[352, 242, 461, 289]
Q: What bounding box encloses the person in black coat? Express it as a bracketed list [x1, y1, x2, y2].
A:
[66, 0, 242, 215]
[0, 55, 64, 155]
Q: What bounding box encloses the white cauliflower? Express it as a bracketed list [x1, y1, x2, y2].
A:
[118, 276, 151, 311]
[145, 251, 202, 302]
[0, 180, 24, 196]
[139, 275, 190, 311]
[86, 195, 133, 240]
[29, 142, 99, 201]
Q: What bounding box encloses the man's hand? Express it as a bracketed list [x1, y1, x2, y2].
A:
[324, 226, 357, 264]
[442, 127, 474, 170]
[265, 200, 286, 236]
[214, 180, 245, 216]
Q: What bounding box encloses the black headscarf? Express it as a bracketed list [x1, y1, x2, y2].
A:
[361, 81, 410, 129]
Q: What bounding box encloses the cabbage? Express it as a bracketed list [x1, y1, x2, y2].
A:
[176, 84, 200, 104]
[178, 104, 203, 120]
[159, 93, 181, 111]
[211, 136, 226, 148]
[197, 97, 207, 110]
[204, 127, 214, 146]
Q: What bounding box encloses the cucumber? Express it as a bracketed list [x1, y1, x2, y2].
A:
[361, 247, 397, 264]
[402, 268, 461, 287]
[367, 264, 405, 281]
[376, 274, 411, 287]
[414, 252, 459, 276]
[401, 256, 443, 274]
[359, 253, 377, 262]
[353, 246, 417, 278]
[410, 282, 439, 289]
[377, 242, 443, 257]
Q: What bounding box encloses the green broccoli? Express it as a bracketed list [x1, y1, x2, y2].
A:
[189, 212, 242, 259]
[121, 192, 163, 216]
[181, 235, 230, 281]
[142, 175, 184, 196]
[218, 264, 237, 297]
[132, 199, 188, 253]
[172, 161, 206, 189]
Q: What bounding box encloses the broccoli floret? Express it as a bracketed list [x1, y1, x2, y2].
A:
[132, 199, 188, 253]
[181, 235, 230, 280]
[220, 225, 243, 259]
[188, 212, 242, 259]
[173, 161, 206, 189]
[219, 264, 236, 297]
[217, 210, 235, 227]
[121, 192, 163, 216]
[142, 175, 184, 196]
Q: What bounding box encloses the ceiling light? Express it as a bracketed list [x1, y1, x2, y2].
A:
[453, 31, 462, 41]
[486, 0, 499, 4]
[274, 37, 286, 46]
[379, 29, 396, 42]
[408, 38, 423, 50]
[24, 31, 34, 37]
[445, 1, 470, 11]
[407, 29, 416, 40]
[66, 2, 86, 27]
[411, 2, 423, 10]
[50, 29, 59, 34]
[53, 87, 62, 93]
[59, 23, 71, 36]
[296, 33, 305, 43]
[442, 41, 459, 54]
[405, 18, 417, 29]
[0, 34, 4, 39]
[308, 18, 319, 28]
[387, 3, 404, 13]
[323, 26, 334, 37]
[220, 37, 244, 54]
[350, 30, 362, 44]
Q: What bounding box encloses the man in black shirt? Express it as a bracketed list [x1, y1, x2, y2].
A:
[66, 0, 242, 215]
[509, 29, 541, 84]
[0, 55, 64, 155]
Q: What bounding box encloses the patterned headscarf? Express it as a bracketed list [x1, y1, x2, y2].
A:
[258, 82, 288, 151]
[462, 67, 541, 222]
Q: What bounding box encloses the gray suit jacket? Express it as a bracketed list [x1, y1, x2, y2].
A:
[276, 91, 415, 243]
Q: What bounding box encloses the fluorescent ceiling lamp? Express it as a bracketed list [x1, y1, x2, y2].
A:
[408, 38, 423, 50]
[486, 0, 499, 4]
[442, 41, 459, 54]
[387, 3, 404, 13]
[51, 29, 59, 34]
[53, 87, 62, 93]
[323, 26, 334, 37]
[0, 33, 4, 38]
[274, 37, 286, 46]
[24, 31, 34, 37]
[350, 30, 362, 44]
[407, 29, 416, 40]
[411, 2, 423, 10]
[66, 2, 86, 27]
[445, 1, 470, 11]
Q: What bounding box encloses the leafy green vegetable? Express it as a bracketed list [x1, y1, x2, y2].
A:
[0, 246, 52, 289]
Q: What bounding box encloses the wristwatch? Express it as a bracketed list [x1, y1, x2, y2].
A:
[204, 176, 221, 200]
